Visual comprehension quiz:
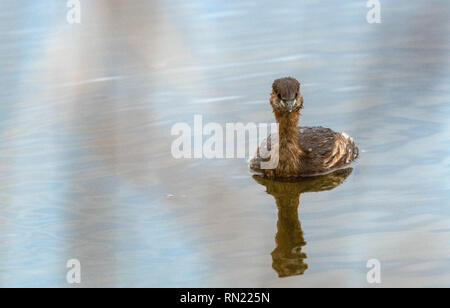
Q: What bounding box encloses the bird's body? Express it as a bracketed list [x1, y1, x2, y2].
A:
[250, 126, 358, 177]
[249, 77, 358, 178]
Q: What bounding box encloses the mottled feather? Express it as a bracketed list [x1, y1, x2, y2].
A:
[250, 126, 359, 176]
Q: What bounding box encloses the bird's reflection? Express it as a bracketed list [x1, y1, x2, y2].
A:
[253, 168, 353, 278]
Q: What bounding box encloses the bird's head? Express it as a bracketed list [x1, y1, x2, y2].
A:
[270, 77, 303, 114]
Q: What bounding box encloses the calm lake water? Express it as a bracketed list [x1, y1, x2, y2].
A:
[0, 0, 449, 287]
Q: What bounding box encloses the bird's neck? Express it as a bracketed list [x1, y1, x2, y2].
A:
[272, 110, 304, 176]
[275, 111, 300, 145]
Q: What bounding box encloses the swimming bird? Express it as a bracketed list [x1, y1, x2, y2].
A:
[250, 77, 358, 178]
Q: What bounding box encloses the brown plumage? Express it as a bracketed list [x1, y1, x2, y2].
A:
[250, 77, 359, 178]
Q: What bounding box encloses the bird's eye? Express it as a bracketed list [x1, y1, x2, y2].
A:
[280, 99, 285, 107]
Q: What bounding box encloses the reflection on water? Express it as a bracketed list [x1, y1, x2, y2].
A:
[254, 169, 352, 277]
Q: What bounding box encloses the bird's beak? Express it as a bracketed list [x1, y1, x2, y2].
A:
[285, 100, 295, 112]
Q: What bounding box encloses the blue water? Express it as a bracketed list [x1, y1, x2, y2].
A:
[0, 0, 449, 287]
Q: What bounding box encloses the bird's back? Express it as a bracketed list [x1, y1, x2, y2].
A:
[250, 126, 359, 177]
[298, 126, 358, 176]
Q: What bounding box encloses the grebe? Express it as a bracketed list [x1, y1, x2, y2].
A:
[250, 77, 358, 178]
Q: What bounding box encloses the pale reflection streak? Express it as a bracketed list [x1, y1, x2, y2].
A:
[40, 0, 198, 286]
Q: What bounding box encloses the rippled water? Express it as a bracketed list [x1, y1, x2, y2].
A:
[0, 0, 449, 287]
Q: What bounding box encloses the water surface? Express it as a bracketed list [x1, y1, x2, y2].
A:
[0, 0, 449, 287]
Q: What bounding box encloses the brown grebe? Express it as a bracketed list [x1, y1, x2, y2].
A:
[250, 77, 358, 178]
